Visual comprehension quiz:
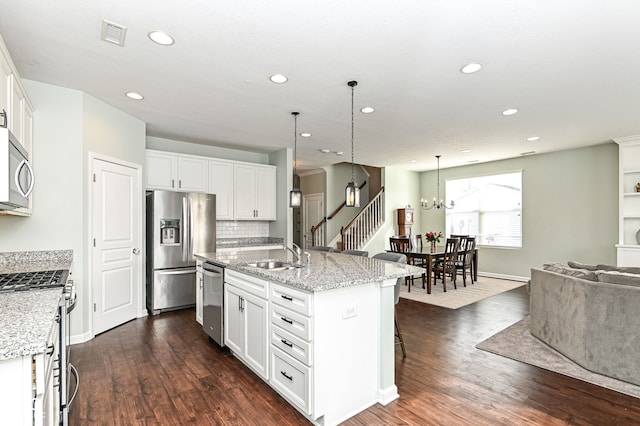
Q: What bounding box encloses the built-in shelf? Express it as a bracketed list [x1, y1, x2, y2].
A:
[615, 135, 640, 266]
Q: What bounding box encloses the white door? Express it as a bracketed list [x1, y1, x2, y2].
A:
[303, 193, 324, 250]
[91, 156, 142, 335]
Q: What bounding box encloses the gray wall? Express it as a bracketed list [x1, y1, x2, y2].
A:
[269, 148, 292, 245]
[147, 136, 269, 164]
[418, 143, 618, 279]
[0, 80, 146, 339]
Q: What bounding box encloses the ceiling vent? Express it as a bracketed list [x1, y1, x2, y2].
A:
[101, 19, 127, 46]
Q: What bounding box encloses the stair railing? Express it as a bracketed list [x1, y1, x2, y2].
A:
[340, 186, 385, 251]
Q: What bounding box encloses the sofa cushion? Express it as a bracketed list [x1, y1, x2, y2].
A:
[596, 264, 640, 275]
[567, 260, 598, 271]
[597, 271, 640, 287]
[543, 262, 598, 281]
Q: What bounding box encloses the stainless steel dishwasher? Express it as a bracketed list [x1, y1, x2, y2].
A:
[202, 262, 225, 346]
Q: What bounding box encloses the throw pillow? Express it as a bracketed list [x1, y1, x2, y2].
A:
[596, 264, 640, 275]
[543, 263, 598, 281]
[597, 271, 640, 287]
[567, 260, 598, 271]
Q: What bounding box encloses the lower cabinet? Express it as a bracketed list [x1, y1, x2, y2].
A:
[224, 270, 269, 380]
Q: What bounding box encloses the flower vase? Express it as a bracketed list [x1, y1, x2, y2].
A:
[430, 241, 437, 253]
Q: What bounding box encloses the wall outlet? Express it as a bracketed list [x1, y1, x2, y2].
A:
[342, 304, 357, 319]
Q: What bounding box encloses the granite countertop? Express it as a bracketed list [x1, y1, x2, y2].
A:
[0, 289, 62, 360]
[0, 250, 73, 361]
[195, 249, 424, 292]
[216, 237, 284, 251]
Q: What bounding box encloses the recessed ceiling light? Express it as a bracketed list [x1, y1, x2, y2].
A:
[125, 92, 144, 100]
[319, 149, 330, 153]
[300, 132, 312, 138]
[409, 159, 417, 163]
[148, 31, 175, 46]
[520, 151, 536, 156]
[526, 136, 540, 142]
[468, 160, 479, 163]
[462, 149, 471, 153]
[460, 62, 482, 74]
[270, 74, 288, 84]
[502, 108, 518, 116]
[361, 107, 375, 114]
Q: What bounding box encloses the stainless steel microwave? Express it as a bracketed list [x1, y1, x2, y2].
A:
[0, 127, 34, 210]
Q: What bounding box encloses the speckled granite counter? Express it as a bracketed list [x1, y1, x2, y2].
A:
[0, 289, 61, 360]
[216, 237, 284, 251]
[0, 250, 73, 360]
[195, 249, 423, 292]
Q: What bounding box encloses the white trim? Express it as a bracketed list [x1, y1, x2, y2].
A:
[478, 272, 529, 282]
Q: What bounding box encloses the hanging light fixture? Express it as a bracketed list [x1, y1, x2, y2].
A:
[421, 155, 455, 210]
[289, 111, 302, 208]
[345, 80, 360, 208]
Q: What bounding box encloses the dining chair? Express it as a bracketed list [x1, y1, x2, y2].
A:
[341, 249, 369, 257]
[389, 237, 423, 290]
[372, 252, 407, 358]
[455, 237, 476, 286]
[432, 238, 461, 292]
[311, 245, 334, 252]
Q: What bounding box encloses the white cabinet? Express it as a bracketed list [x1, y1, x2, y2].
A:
[0, 51, 10, 125]
[0, 312, 59, 426]
[196, 260, 204, 325]
[208, 159, 234, 220]
[234, 163, 276, 220]
[224, 269, 269, 380]
[145, 150, 208, 192]
[614, 136, 640, 266]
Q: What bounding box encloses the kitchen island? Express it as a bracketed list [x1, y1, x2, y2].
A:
[196, 249, 422, 426]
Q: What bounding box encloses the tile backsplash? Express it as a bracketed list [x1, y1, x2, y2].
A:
[216, 221, 270, 238]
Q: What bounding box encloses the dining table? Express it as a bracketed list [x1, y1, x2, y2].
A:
[388, 246, 478, 294]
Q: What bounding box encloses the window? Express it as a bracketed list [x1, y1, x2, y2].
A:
[445, 171, 522, 248]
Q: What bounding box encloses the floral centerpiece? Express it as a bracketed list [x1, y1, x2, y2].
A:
[425, 231, 443, 243]
[425, 231, 443, 253]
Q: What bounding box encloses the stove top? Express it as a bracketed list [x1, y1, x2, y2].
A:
[0, 269, 69, 293]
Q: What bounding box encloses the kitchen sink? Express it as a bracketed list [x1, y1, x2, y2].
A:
[247, 260, 294, 271]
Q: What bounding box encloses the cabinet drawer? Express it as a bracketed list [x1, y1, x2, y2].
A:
[271, 283, 311, 316]
[270, 303, 311, 341]
[271, 325, 312, 366]
[226, 269, 269, 299]
[270, 346, 311, 415]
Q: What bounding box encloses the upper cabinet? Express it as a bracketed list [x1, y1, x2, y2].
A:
[208, 159, 234, 220]
[614, 136, 640, 266]
[0, 35, 34, 217]
[145, 150, 208, 193]
[146, 150, 277, 221]
[233, 163, 276, 220]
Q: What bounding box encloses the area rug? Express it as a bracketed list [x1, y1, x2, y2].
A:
[399, 276, 525, 309]
[476, 316, 640, 399]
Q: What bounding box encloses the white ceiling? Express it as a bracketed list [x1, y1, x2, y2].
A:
[1, 0, 639, 172]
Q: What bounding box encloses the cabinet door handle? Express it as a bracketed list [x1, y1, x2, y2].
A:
[280, 316, 293, 325]
[281, 339, 293, 348]
[280, 294, 293, 301]
[46, 345, 55, 356]
[281, 371, 293, 381]
[171, 179, 175, 188]
[179, 179, 182, 188]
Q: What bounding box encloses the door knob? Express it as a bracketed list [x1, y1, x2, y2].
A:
[133, 248, 140, 254]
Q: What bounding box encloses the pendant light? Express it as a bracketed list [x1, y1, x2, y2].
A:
[421, 155, 455, 210]
[289, 111, 302, 208]
[345, 80, 360, 208]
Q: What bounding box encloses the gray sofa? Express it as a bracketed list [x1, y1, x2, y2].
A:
[529, 262, 640, 386]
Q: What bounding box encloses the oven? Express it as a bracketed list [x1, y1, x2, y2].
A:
[0, 269, 78, 425]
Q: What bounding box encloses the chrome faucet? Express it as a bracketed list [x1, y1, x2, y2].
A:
[284, 243, 309, 267]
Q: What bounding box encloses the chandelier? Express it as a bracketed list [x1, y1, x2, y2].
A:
[421, 155, 454, 210]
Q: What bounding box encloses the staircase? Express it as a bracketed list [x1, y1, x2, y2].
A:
[340, 187, 385, 251]
[310, 184, 385, 252]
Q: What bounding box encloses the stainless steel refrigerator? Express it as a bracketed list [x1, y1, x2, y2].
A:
[146, 190, 216, 315]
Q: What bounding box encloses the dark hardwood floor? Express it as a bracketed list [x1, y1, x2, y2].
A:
[69, 286, 640, 425]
